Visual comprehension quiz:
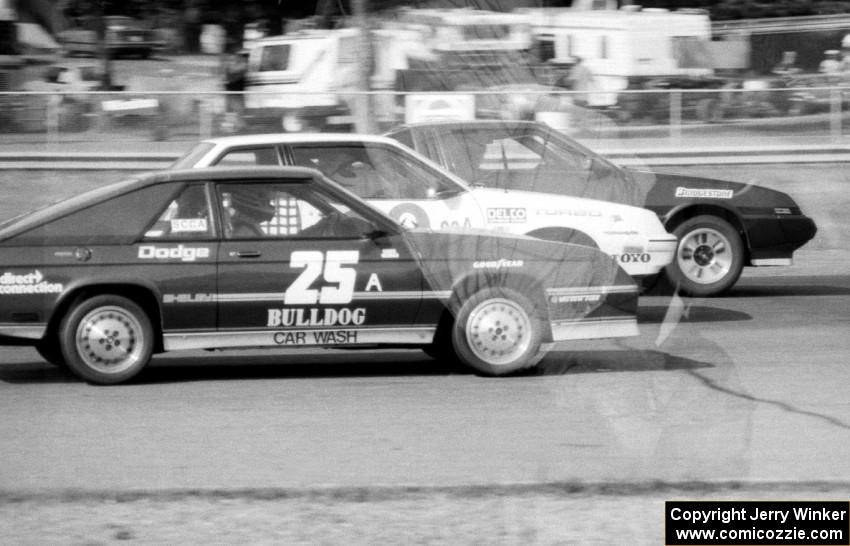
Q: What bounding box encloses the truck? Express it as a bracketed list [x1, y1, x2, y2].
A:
[240, 9, 538, 133]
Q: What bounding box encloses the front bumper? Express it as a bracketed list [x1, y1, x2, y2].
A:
[744, 214, 818, 264]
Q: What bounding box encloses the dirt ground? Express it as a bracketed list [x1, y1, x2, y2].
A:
[2, 484, 847, 545]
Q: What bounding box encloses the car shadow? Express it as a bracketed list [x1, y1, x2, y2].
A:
[531, 349, 712, 376]
[638, 304, 751, 324]
[646, 274, 850, 298]
[1, 347, 710, 385]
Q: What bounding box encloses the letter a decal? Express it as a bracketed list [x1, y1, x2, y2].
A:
[365, 273, 383, 292]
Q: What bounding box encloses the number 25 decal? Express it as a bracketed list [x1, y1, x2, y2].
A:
[285, 250, 359, 305]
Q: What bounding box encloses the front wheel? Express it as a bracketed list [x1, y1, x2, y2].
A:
[59, 295, 154, 385]
[451, 287, 544, 376]
[667, 215, 744, 297]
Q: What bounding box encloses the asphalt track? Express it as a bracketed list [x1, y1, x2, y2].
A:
[0, 162, 847, 542]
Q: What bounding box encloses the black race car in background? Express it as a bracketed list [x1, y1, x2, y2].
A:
[0, 167, 638, 384]
[386, 120, 818, 297]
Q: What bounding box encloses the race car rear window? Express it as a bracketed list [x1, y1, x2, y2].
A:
[8, 184, 180, 246]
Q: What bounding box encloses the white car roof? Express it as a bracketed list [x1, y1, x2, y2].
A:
[202, 133, 397, 147]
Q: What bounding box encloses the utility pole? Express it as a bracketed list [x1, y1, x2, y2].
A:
[351, 0, 376, 133]
[95, 0, 113, 90]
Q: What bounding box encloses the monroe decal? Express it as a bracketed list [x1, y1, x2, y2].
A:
[267, 307, 367, 327]
[0, 270, 63, 295]
[675, 187, 734, 199]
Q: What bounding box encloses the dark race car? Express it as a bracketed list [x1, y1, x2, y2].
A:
[386, 120, 818, 297]
[0, 167, 638, 384]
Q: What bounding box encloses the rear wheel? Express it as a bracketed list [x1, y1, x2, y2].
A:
[451, 287, 544, 376]
[667, 215, 744, 297]
[59, 295, 154, 385]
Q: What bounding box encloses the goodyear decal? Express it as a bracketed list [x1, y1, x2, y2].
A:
[472, 259, 524, 269]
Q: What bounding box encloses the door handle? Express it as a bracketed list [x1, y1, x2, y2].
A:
[230, 250, 262, 258]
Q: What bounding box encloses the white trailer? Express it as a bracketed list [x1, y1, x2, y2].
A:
[523, 6, 715, 107]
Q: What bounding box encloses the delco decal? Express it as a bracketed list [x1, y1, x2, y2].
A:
[274, 330, 358, 345]
[267, 307, 366, 327]
[473, 259, 524, 269]
[138, 245, 211, 262]
[0, 270, 63, 295]
[675, 187, 733, 199]
[486, 208, 526, 223]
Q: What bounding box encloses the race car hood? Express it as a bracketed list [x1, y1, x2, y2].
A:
[402, 228, 634, 296]
[626, 170, 801, 211]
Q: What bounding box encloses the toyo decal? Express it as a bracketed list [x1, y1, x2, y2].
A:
[0, 270, 63, 295]
[617, 253, 651, 263]
[675, 187, 733, 199]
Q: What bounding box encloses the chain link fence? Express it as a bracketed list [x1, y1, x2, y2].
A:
[2, 86, 850, 147]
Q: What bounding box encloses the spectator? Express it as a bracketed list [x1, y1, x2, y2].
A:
[819, 50, 841, 73]
[566, 56, 596, 107]
[772, 51, 801, 76]
[223, 50, 248, 131]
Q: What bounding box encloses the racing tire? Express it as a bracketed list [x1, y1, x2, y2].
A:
[36, 339, 66, 368]
[666, 215, 744, 297]
[451, 287, 545, 376]
[59, 295, 154, 385]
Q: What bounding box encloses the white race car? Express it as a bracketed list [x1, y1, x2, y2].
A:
[174, 134, 677, 277]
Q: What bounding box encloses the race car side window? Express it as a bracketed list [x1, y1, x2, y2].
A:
[144, 184, 214, 240]
[217, 182, 376, 239]
[289, 144, 461, 200]
[214, 146, 280, 167]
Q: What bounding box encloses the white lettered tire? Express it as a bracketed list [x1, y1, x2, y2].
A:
[451, 287, 544, 376]
[59, 295, 154, 385]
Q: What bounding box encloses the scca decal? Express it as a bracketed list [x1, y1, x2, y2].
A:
[138, 245, 210, 262]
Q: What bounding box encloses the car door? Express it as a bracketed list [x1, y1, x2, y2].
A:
[284, 142, 486, 231]
[214, 179, 430, 348]
[137, 182, 219, 332]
